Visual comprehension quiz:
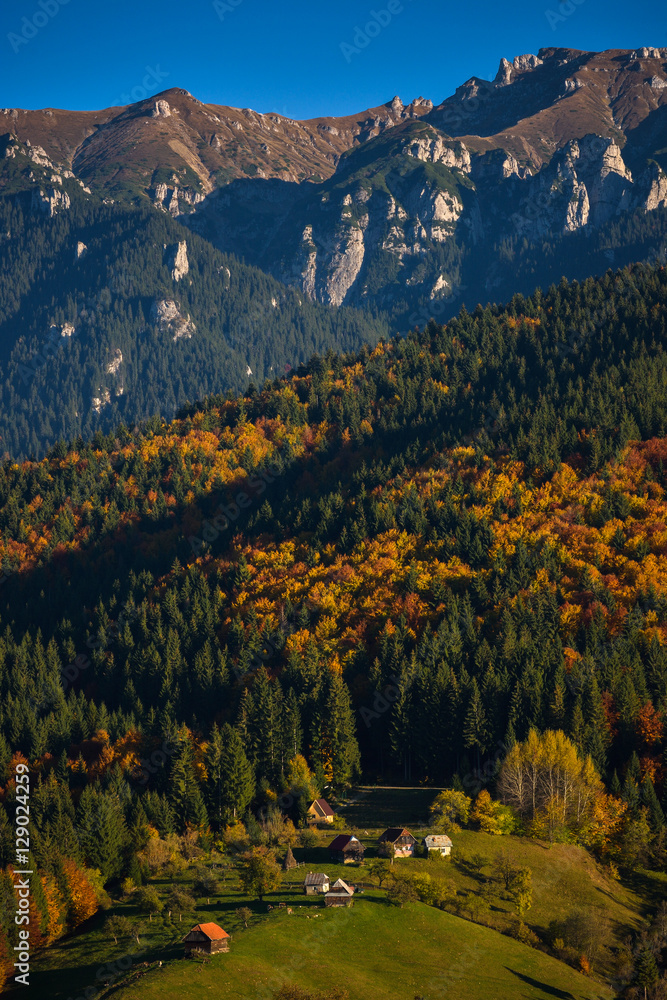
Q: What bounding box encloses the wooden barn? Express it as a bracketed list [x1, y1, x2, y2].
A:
[183, 922, 230, 957]
[378, 827, 417, 857]
[424, 834, 453, 856]
[325, 878, 355, 907]
[327, 834, 365, 864]
[307, 798, 335, 824]
[303, 872, 330, 895]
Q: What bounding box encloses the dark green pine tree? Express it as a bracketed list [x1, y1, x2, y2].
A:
[641, 774, 665, 832]
[169, 731, 209, 832]
[313, 669, 361, 790]
[462, 679, 490, 769]
[205, 723, 255, 827]
[610, 770, 622, 797]
[246, 668, 283, 787]
[280, 688, 303, 774]
[582, 674, 610, 774]
[634, 946, 659, 993]
[622, 752, 643, 815]
[75, 786, 128, 883]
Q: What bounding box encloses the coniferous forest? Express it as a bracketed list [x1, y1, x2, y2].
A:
[0, 260, 666, 986]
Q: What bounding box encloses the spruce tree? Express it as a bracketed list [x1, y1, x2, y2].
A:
[641, 774, 665, 832]
[75, 786, 128, 883]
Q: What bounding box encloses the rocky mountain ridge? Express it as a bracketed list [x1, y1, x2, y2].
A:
[2, 46, 667, 325]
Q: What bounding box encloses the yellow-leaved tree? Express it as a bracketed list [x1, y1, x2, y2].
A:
[429, 789, 472, 833]
[497, 729, 603, 841]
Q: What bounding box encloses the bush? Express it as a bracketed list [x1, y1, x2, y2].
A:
[121, 877, 137, 897]
[193, 867, 221, 899]
[514, 921, 540, 947]
[387, 874, 418, 907]
[166, 887, 196, 914]
[299, 828, 318, 849]
[135, 887, 162, 913]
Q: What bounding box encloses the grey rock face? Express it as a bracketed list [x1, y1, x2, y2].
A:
[31, 187, 70, 216]
[151, 299, 196, 341]
[166, 241, 189, 281]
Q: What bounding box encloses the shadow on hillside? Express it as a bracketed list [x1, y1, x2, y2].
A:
[505, 969, 576, 999]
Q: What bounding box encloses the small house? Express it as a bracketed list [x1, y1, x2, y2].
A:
[325, 878, 354, 907]
[303, 872, 330, 895]
[307, 798, 335, 824]
[183, 923, 230, 957]
[378, 828, 417, 858]
[328, 834, 365, 865]
[424, 834, 452, 856]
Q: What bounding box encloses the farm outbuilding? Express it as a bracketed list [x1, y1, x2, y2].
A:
[303, 872, 330, 894]
[183, 923, 230, 957]
[327, 834, 365, 864]
[424, 834, 453, 856]
[378, 828, 417, 857]
[324, 878, 355, 907]
[307, 798, 335, 824]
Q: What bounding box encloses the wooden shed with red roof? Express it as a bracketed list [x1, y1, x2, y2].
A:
[183, 922, 230, 956]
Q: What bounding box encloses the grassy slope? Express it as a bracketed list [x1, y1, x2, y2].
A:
[21, 787, 666, 1000]
[99, 901, 615, 1000]
[339, 788, 664, 969]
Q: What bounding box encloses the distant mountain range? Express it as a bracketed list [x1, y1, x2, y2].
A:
[2, 46, 667, 456]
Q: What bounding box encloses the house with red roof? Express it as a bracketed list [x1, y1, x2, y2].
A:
[307, 798, 335, 824]
[327, 833, 365, 864]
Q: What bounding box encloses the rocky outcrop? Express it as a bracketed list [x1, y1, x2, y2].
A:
[495, 58, 514, 88]
[641, 164, 667, 211]
[637, 47, 667, 59]
[152, 100, 171, 118]
[509, 135, 633, 237]
[430, 274, 451, 299]
[513, 53, 543, 72]
[25, 141, 53, 168]
[154, 183, 204, 216]
[166, 241, 189, 281]
[323, 216, 368, 307]
[32, 186, 70, 216]
[49, 322, 76, 338]
[493, 53, 543, 87]
[106, 349, 123, 375]
[92, 389, 111, 414]
[151, 299, 196, 341]
[405, 134, 471, 173]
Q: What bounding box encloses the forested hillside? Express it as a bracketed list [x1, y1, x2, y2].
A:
[0, 262, 666, 980]
[0, 194, 388, 459]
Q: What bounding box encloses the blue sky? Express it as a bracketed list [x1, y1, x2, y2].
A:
[0, 0, 663, 118]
